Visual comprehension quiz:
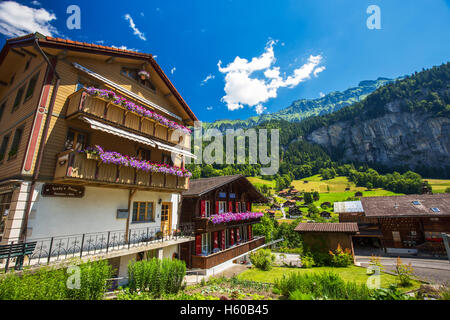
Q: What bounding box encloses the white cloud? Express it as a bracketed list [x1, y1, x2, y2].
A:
[314, 66, 326, 77]
[111, 45, 138, 52]
[319, 92, 325, 98]
[201, 74, 215, 86]
[171, 67, 176, 74]
[124, 14, 146, 41]
[0, 1, 58, 37]
[31, 1, 41, 6]
[206, 106, 213, 111]
[218, 40, 325, 114]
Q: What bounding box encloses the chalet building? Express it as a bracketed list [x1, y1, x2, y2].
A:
[179, 175, 267, 274]
[335, 194, 450, 255]
[0, 33, 197, 279]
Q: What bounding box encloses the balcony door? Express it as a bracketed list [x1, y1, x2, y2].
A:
[161, 202, 172, 236]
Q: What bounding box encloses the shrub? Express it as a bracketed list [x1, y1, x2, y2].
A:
[67, 259, 112, 300]
[394, 257, 414, 287]
[370, 284, 413, 300]
[300, 253, 315, 268]
[289, 289, 314, 300]
[249, 249, 276, 271]
[329, 244, 353, 267]
[127, 258, 186, 297]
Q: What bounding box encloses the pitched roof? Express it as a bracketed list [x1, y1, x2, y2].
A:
[294, 222, 359, 233]
[0, 33, 197, 122]
[183, 174, 267, 202]
[361, 193, 450, 217]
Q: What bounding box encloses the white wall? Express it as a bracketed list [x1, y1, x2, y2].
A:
[27, 183, 181, 239]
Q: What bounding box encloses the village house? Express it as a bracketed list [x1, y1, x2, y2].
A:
[335, 194, 450, 255]
[0, 33, 197, 280]
[179, 175, 267, 275]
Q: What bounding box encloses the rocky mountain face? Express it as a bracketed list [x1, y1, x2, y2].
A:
[307, 109, 450, 171]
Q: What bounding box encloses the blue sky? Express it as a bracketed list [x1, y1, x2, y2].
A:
[0, 0, 449, 122]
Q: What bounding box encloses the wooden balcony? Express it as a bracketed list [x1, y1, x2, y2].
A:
[193, 217, 262, 233]
[191, 237, 265, 269]
[65, 89, 190, 146]
[54, 151, 189, 191]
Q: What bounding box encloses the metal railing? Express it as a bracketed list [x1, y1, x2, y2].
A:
[1, 223, 194, 272]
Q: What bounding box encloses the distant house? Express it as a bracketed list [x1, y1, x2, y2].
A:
[320, 211, 331, 219]
[270, 203, 281, 210]
[284, 200, 297, 208]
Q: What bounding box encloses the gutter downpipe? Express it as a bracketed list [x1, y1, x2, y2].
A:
[19, 39, 60, 242]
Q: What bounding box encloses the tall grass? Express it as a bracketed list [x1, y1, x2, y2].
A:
[274, 271, 372, 300]
[127, 258, 186, 297]
[0, 260, 112, 300]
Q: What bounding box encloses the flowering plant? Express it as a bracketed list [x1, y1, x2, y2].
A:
[85, 87, 191, 134]
[138, 70, 150, 79]
[209, 212, 264, 224]
[79, 145, 192, 178]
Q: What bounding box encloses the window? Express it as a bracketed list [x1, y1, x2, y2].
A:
[137, 148, 151, 161]
[392, 231, 401, 242]
[12, 85, 25, 112]
[0, 135, 10, 162]
[412, 201, 421, 205]
[8, 126, 23, 160]
[121, 67, 156, 92]
[24, 72, 40, 101]
[132, 202, 154, 222]
[64, 129, 87, 151]
[204, 200, 211, 217]
[201, 232, 211, 255]
[162, 153, 174, 166]
[218, 201, 227, 214]
[0, 101, 5, 123]
[0, 192, 13, 242]
[431, 207, 440, 213]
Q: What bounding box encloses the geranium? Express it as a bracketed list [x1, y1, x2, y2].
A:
[79, 145, 192, 178]
[209, 212, 264, 224]
[85, 87, 191, 134]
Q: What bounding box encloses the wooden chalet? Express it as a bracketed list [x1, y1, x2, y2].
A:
[179, 175, 267, 271]
[0, 33, 197, 280]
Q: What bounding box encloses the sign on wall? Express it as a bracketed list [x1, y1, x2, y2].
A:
[42, 184, 85, 198]
[116, 209, 128, 219]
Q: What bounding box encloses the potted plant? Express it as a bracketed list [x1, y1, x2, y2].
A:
[85, 148, 100, 160]
[138, 70, 150, 80]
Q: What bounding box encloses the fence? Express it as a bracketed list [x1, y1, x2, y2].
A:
[1, 223, 194, 272]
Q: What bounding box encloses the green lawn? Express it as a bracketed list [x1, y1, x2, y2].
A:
[425, 178, 450, 193]
[247, 176, 276, 189]
[238, 266, 420, 292]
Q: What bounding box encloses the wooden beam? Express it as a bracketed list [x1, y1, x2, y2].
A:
[11, 48, 25, 57]
[20, 48, 37, 58]
[106, 56, 115, 64]
[57, 49, 68, 60]
[164, 92, 173, 98]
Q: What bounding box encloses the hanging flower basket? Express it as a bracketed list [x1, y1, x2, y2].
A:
[138, 70, 150, 80]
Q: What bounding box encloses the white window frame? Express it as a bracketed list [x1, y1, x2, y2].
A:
[218, 201, 227, 214]
[204, 200, 211, 217]
[201, 232, 211, 255]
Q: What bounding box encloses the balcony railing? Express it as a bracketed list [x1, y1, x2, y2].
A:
[193, 217, 262, 232]
[191, 236, 265, 269]
[54, 151, 189, 190]
[1, 223, 194, 272]
[65, 89, 189, 145]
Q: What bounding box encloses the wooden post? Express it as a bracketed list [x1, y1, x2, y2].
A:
[125, 189, 137, 243]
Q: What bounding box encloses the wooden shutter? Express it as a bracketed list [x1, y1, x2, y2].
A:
[216, 201, 219, 214]
[247, 202, 251, 211]
[228, 201, 233, 213]
[200, 200, 205, 218]
[195, 235, 201, 255]
[230, 229, 234, 245]
[236, 202, 239, 213]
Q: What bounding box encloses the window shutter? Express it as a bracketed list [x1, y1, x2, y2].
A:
[228, 201, 233, 213]
[247, 202, 251, 212]
[236, 202, 239, 213]
[200, 200, 205, 217]
[230, 229, 234, 245]
[216, 201, 219, 214]
[195, 235, 201, 255]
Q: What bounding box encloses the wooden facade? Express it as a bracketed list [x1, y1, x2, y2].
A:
[180, 175, 267, 269]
